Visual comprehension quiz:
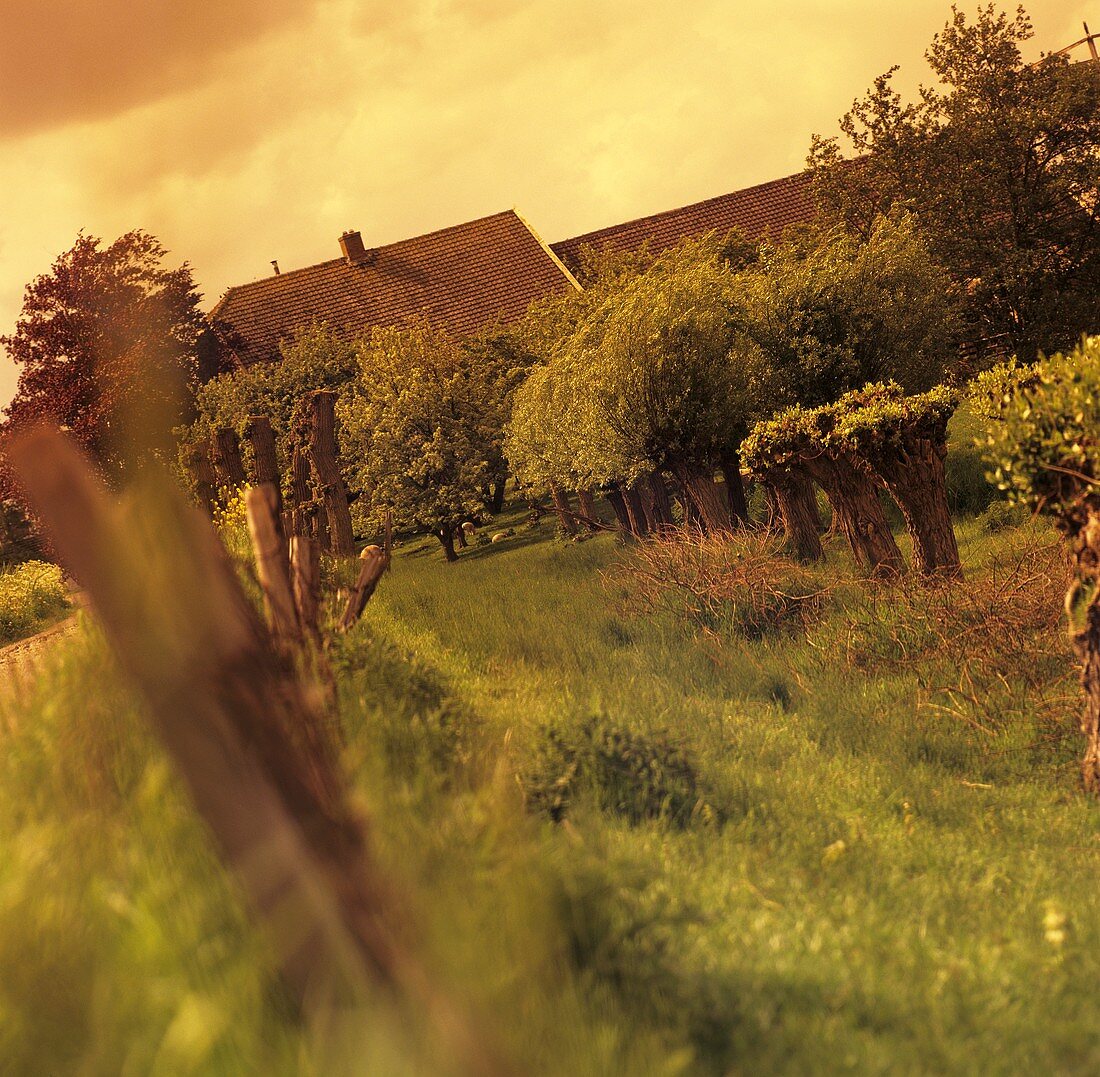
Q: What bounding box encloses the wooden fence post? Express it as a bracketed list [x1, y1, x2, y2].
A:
[244, 484, 301, 653]
[244, 416, 283, 517]
[291, 535, 321, 641]
[183, 442, 219, 516]
[212, 427, 248, 490]
[307, 391, 355, 556]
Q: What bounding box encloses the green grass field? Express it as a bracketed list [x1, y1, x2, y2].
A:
[2, 474, 1099, 1073]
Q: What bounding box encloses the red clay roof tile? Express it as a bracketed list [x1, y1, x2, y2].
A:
[211, 209, 577, 369]
[550, 171, 816, 272]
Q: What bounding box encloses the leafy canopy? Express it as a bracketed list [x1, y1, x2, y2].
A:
[738, 215, 958, 410]
[338, 322, 495, 535]
[982, 335, 1100, 527]
[1, 230, 204, 483]
[810, 4, 1100, 359]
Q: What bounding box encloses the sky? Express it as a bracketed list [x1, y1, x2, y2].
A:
[0, 0, 1089, 407]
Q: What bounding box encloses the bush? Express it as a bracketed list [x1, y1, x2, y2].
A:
[976, 500, 1028, 534]
[621, 531, 828, 638]
[522, 715, 717, 827]
[0, 561, 68, 645]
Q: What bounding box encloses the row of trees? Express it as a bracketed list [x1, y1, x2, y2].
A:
[505, 215, 956, 557]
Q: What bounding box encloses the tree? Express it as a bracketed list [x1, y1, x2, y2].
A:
[1, 230, 204, 486]
[338, 323, 494, 562]
[983, 336, 1100, 791]
[566, 236, 758, 532]
[186, 322, 359, 467]
[738, 215, 959, 411]
[833, 383, 962, 577]
[743, 403, 904, 577]
[810, 4, 1100, 361]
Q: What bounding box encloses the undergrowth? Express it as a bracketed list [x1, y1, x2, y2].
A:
[0, 560, 69, 646]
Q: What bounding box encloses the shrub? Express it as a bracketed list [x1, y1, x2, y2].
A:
[522, 716, 716, 827]
[976, 500, 1028, 534]
[620, 531, 828, 638]
[0, 561, 68, 646]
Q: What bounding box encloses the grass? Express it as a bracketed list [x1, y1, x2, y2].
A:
[1, 488, 1099, 1073]
[0, 560, 69, 646]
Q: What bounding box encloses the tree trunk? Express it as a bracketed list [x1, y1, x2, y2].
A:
[289, 447, 313, 540]
[489, 479, 506, 514]
[623, 484, 650, 538]
[719, 451, 750, 527]
[307, 390, 355, 556]
[184, 442, 219, 516]
[769, 472, 824, 562]
[244, 415, 283, 517]
[438, 525, 458, 562]
[648, 472, 674, 527]
[1067, 510, 1100, 794]
[549, 481, 579, 535]
[869, 441, 961, 578]
[212, 427, 248, 490]
[605, 486, 635, 540]
[805, 453, 903, 577]
[672, 464, 732, 535]
[576, 487, 601, 532]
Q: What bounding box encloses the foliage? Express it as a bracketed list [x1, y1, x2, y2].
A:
[737, 215, 959, 410]
[982, 336, 1100, 527]
[0, 560, 68, 645]
[338, 322, 496, 544]
[0, 231, 204, 493]
[523, 715, 716, 827]
[508, 234, 755, 492]
[832, 384, 959, 460]
[185, 323, 358, 465]
[810, 4, 1100, 360]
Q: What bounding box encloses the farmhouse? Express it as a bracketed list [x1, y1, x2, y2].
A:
[209, 170, 816, 373]
[209, 209, 580, 370]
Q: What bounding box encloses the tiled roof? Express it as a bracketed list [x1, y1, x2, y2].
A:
[211, 210, 578, 369]
[551, 171, 816, 272]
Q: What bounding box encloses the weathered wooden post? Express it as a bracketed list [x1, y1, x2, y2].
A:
[244, 484, 301, 653]
[290, 535, 321, 641]
[212, 427, 248, 491]
[244, 416, 283, 516]
[183, 442, 219, 516]
[307, 390, 355, 556]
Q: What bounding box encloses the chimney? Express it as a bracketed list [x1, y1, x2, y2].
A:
[339, 229, 368, 263]
[270, 260, 280, 275]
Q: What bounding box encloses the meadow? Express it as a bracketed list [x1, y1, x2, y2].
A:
[1, 424, 1099, 1074]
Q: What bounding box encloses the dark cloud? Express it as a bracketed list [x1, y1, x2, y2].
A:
[0, 0, 315, 137]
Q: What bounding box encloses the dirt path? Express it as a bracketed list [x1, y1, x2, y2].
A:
[0, 614, 79, 681]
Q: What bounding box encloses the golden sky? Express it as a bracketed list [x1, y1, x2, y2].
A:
[0, 0, 1088, 406]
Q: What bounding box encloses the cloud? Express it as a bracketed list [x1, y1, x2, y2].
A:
[0, 0, 315, 138]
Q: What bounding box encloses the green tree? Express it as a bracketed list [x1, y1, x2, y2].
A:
[564, 236, 759, 531]
[810, 4, 1100, 360]
[339, 323, 495, 562]
[983, 335, 1100, 791]
[186, 323, 358, 465]
[738, 215, 958, 410]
